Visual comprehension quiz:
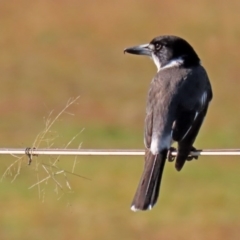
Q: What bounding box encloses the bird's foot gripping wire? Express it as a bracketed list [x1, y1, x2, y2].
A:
[186, 146, 199, 161]
[25, 147, 38, 165]
[167, 147, 177, 162]
[167, 146, 199, 162]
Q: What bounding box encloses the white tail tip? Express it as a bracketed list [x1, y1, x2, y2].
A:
[130, 204, 153, 212]
[131, 205, 139, 212]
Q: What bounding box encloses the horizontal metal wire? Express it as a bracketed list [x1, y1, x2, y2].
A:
[1, 148, 240, 156]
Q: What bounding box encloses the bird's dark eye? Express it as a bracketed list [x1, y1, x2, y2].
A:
[155, 43, 162, 51]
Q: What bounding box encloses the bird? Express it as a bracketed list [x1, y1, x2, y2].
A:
[124, 35, 213, 211]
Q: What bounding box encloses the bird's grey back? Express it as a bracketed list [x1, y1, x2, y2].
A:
[145, 65, 212, 147]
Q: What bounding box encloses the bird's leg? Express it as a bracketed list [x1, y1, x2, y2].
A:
[167, 147, 177, 162]
[186, 146, 198, 161]
[167, 146, 199, 162]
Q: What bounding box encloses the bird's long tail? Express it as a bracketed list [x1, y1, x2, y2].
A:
[131, 149, 168, 211]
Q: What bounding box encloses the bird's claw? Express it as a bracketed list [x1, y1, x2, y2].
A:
[167, 147, 177, 162]
[186, 147, 199, 161]
[167, 146, 199, 162]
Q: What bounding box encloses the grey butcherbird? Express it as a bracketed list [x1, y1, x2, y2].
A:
[124, 35, 213, 211]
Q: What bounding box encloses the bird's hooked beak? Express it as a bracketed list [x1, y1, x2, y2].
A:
[124, 44, 152, 56]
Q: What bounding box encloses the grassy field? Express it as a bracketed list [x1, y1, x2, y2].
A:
[0, 0, 240, 239]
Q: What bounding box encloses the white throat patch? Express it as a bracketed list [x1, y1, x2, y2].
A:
[151, 54, 161, 71]
[151, 54, 184, 72]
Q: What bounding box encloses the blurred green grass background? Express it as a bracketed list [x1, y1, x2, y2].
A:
[0, 0, 240, 239]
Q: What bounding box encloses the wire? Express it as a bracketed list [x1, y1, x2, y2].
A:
[1, 148, 240, 156]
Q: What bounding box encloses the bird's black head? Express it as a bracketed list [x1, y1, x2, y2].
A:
[124, 35, 200, 70]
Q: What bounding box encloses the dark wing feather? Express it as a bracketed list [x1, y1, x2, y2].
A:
[172, 66, 213, 171]
[172, 108, 198, 142]
[174, 86, 212, 171]
[174, 105, 208, 171]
